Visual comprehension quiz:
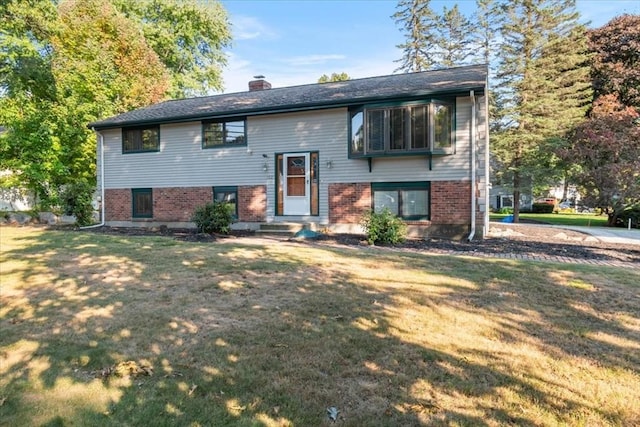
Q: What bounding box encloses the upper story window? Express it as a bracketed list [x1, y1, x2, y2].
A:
[123, 126, 160, 153]
[202, 118, 246, 148]
[350, 100, 454, 157]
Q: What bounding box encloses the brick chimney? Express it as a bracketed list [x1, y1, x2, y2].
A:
[248, 75, 271, 91]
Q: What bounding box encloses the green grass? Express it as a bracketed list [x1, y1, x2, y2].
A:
[1, 227, 639, 426]
[490, 212, 608, 227]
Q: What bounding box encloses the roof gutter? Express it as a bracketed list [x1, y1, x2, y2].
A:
[467, 90, 477, 242]
[80, 128, 105, 229]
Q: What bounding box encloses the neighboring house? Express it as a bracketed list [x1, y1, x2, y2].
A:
[489, 185, 533, 212]
[88, 64, 489, 239]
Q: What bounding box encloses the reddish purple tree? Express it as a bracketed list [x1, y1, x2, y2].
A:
[560, 95, 640, 225]
[588, 14, 640, 109]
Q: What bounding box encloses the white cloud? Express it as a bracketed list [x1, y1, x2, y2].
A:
[221, 52, 254, 93]
[230, 15, 278, 41]
[222, 50, 399, 94]
[283, 54, 347, 67]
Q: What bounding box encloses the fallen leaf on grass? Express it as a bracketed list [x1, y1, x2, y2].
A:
[95, 361, 154, 378]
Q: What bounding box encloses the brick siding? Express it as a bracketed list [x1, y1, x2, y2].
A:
[106, 185, 267, 223]
[105, 189, 131, 221]
[430, 181, 472, 224]
[153, 187, 212, 222]
[238, 185, 266, 222]
[329, 183, 372, 223]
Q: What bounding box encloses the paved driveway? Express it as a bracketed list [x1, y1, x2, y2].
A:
[551, 225, 640, 246]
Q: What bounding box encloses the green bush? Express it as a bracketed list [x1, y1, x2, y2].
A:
[615, 206, 640, 229]
[498, 207, 513, 214]
[60, 181, 96, 226]
[532, 203, 554, 214]
[360, 208, 407, 245]
[191, 201, 234, 234]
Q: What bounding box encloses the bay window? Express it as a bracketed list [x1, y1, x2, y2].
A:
[350, 101, 454, 157]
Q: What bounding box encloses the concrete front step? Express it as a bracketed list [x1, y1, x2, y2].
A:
[255, 222, 306, 237]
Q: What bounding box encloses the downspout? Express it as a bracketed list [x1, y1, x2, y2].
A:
[484, 89, 490, 237]
[80, 128, 105, 229]
[467, 90, 477, 241]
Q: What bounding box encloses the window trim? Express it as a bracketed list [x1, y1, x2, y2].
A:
[371, 182, 430, 221]
[132, 188, 153, 218]
[122, 126, 160, 154]
[349, 99, 455, 158]
[202, 118, 247, 149]
[213, 186, 238, 220]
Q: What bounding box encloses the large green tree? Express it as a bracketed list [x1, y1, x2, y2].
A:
[112, 0, 231, 97]
[0, 0, 231, 209]
[492, 0, 591, 222]
[0, 0, 63, 204]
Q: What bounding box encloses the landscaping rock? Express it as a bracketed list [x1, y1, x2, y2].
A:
[39, 212, 58, 225]
[59, 215, 77, 224]
[8, 212, 31, 225]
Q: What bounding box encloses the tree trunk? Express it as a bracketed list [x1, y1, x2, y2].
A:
[513, 171, 521, 223]
[562, 176, 569, 202]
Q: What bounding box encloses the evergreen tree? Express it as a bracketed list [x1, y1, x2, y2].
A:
[435, 4, 473, 68]
[393, 0, 438, 72]
[492, 0, 591, 222]
[472, 0, 502, 66]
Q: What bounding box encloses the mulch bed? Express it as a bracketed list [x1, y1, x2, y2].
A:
[82, 224, 640, 265]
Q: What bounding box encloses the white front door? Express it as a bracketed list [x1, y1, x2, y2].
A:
[283, 153, 310, 215]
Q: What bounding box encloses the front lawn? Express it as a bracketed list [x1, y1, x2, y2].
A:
[490, 212, 608, 227]
[1, 227, 639, 426]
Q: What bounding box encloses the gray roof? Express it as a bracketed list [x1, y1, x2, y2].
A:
[89, 64, 487, 130]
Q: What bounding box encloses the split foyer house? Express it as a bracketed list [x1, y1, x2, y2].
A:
[88, 64, 489, 239]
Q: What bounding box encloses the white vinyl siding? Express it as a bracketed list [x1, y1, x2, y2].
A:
[102, 123, 266, 189]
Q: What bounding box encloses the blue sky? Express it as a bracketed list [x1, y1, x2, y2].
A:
[220, 0, 639, 94]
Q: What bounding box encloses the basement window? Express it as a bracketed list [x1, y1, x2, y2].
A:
[372, 182, 430, 220]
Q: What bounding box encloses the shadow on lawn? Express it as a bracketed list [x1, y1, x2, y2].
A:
[1, 228, 638, 426]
